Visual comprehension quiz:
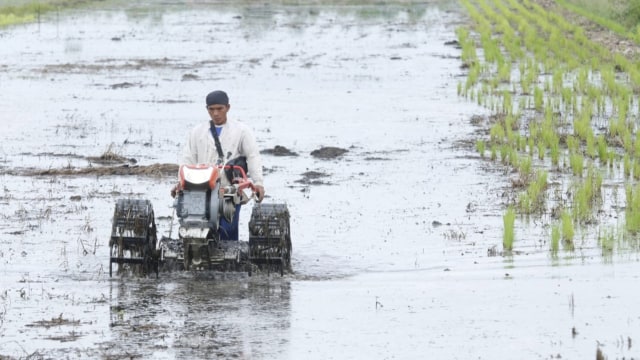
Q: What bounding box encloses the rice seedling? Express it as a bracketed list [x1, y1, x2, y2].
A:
[624, 154, 632, 178]
[537, 141, 545, 161]
[533, 86, 544, 111]
[634, 161, 640, 181]
[519, 170, 548, 214]
[561, 210, 575, 250]
[569, 152, 584, 177]
[598, 228, 615, 258]
[597, 134, 608, 163]
[625, 184, 640, 234]
[476, 139, 486, 158]
[503, 207, 516, 251]
[585, 133, 597, 159]
[572, 182, 591, 223]
[551, 224, 561, 255]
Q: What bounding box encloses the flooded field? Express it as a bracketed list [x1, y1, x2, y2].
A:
[0, 0, 638, 359]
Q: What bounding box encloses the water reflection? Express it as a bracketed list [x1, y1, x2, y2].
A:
[108, 274, 291, 359]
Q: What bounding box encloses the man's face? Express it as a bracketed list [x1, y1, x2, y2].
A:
[207, 104, 230, 126]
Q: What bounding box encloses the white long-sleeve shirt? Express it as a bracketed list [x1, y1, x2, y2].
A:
[180, 118, 264, 186]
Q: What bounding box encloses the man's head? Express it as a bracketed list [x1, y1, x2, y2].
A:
[206, 90, 230, 126]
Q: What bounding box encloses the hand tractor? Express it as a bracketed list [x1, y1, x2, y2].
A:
[108, 160, 292, 277]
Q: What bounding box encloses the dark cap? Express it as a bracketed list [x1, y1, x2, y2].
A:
[206, 90, 229, 106]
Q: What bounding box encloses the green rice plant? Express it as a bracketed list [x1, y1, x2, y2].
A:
[609, 114, 626, 139]
[502, 90, 513, 115]
[518, 97, 527, 112]
[497, 61, 511, 83]
[566, 135, 579, 153]
[561, 210, 575, 250]
[500, 144, 509, 164]
[601, 65, 618, 95]
[477, 92, 486, 107]
[561, 87, 573, 113]
[575, 67, 589, 93]
[573, 107, 593, 142]
[518, 192, 532, 213]
[508, 147, 520, 168]
[634, 161, 640, 181]
[598, 227, 615, 258]
[569, 152, 584, 177]
[573, 184, 589, 222]
[456, 27, 477, 64]
[519, 170, 548, 214]
[517, 134, 527, 152]
[537, 140, 545, 160]
[550, 140, 560, 167]
[552, 68, 563, 93]
[608, 150, 615, 168]
[519, 155, 532, 180]
[541, 119, 557, 148]
[624, 154, 632, 178]
[586, 133, 597, 159]
[623, 130, 633, 154]
[634, 138, 640, 158]
[551, 224, 560, 256]
[490, 122, 506, 143]
[597, 134, 608, 164]
[595, 92, 605, 117]
[625, 184, 640, 234]
[503, 207, 516, 251]
[476, 139, 486, 158]
[572, 167, 601, 223]
[466, 62, 482, 91]
[533, 86, 544, 111]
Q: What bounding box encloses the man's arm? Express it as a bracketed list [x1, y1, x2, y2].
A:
[239, 127, 265, 201]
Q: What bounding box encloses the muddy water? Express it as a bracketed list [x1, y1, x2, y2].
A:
[0, 1, 638, 359]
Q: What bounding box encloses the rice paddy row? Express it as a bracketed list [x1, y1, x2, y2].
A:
[458, 0, 640, 259]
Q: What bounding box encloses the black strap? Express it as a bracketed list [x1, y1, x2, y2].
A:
[209, 121, 224, 164]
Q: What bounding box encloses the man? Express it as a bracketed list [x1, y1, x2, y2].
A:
[180, 90, 265, 240]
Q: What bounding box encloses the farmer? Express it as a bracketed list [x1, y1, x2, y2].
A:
[179, 90, 265, 240]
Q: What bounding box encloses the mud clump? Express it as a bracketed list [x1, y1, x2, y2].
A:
[4, 163, 179, 177]
[87, 152, 136, 165]
[261, 145, 299, 157]
[295, 170, 331, 185]
[310, 146, 348, 159]
[26, 314, 80, 329]
[182, 73, 199, 81]
[109, 82, 140, 89]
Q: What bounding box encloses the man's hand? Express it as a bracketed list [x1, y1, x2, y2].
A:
[170, 183, 180, 198]
[254, 185, 265, 202]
